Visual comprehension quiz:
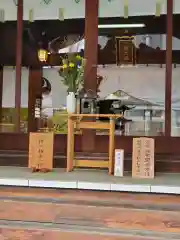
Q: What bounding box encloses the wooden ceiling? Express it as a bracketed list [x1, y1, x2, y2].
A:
[26, 14, 179, 36]
[1, 14, 179, 39]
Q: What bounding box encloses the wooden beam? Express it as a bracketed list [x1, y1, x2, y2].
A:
[1, 45, 180, 66]
[108, 118, 115, 175]
[0, 67, 3, 123]
[76, 121, 110, 130]
[165, 0, 173, 136]
[84, 0, 99, 92]
[82, 0, 99, 152]
[15, 0, 23, 132]
[75, 160, 108, 168]
[28, 67, 42, 132]
[67, 116, 74, 172]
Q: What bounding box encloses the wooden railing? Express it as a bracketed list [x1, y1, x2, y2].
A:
[47, 50, 180, 66]
[98, 47, 180, 65]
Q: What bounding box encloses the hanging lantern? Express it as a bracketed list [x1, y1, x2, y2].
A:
[0, 9, 5, 22]
[29, 9, 34, 22]
[59, 8, 64, 21]
[38, 49, 48, 62]
[124, 0, 128, 18]
[155, 0, 162, 17]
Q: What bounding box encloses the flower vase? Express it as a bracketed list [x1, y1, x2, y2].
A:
[66, 92, 76, 113]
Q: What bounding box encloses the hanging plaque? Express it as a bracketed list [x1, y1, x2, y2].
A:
[115, 36, 135, 65]
[119, 40, 134, 64]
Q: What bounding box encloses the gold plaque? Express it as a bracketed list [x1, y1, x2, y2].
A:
[115, 36, 135, 65]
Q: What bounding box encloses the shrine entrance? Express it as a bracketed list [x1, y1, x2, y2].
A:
[115, 36, 136, 65]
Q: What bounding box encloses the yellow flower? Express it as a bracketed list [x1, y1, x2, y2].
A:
[62, 64, 67, 69]
[76, 55, 81, 60]
[69, 62, 75, 68]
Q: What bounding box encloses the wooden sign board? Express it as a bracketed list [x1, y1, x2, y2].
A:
[28, 132, 54, 170]
[132, 137, 154, 178]
[114, 149, 124, 177]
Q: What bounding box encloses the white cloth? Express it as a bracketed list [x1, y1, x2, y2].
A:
[42, 94, 53, 117]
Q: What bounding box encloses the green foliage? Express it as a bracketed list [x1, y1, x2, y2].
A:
[2, 108, 28, 123]
[50, 110, 68, 134]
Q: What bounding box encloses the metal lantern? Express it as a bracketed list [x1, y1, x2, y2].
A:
[77, 89, 98, 114]
[38, 49, 48, 62]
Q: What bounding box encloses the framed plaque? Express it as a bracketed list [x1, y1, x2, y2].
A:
[115, 36, 136, 65]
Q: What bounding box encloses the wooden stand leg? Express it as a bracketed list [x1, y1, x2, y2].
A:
[67, 116, 74, 172]
[108, 118, 115, 175]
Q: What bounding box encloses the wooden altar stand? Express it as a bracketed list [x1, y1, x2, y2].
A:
[66, 114, 122, 175]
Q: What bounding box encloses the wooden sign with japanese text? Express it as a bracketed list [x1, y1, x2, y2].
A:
[114, 149, 124, 177]
[28, 132, 54, 170]
[132, 137, 154, 178]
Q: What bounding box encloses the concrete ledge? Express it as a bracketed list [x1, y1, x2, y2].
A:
[77, 181, 111, 191]
[150, 185, 180, 194]
[0, 177, 180, 194]
[0, 167, 179, 194]
[111, 183, 151, 192]
[28, 180, 77, 189]
[0, 178, 29, 187]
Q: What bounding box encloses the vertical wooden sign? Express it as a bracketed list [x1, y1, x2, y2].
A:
[28, 132, 54, 171]
[114, 149, 124, 177]
[132, 137, 154, 178]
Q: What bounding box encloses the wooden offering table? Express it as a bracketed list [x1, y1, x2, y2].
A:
[67, 114, 122, 175]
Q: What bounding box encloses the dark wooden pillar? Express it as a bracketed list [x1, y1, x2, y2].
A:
[82, 0, 99, 152]
[15, 0, 23, 132]
[0, 67, 3, 122]
[165, 0, 173, 136]
[28, 67, 42, 132]
[84, 0, 99, 92]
